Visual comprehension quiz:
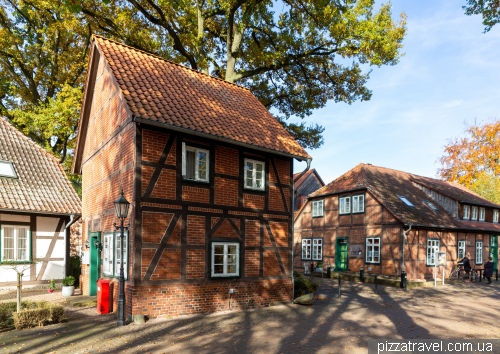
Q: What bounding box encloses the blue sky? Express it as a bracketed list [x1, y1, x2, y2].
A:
[292, 0, 500, 183]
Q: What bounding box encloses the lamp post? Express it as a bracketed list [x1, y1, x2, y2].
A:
[114, 190, 130, 326]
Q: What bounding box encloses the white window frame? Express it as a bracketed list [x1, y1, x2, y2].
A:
[244, 158, 265, 191]
[463, 205, 470, 220]
[182, 142, 209, 182]
[352, 195, 365, 213]
[339, 197, 351, 214]
[427, 239, 440, 266]
[114, 231, 129, 279]
[0, 225, 30, 262]
[476, 241, 483, 265]
[311, 200, 324, 217]
[366, 237, 381, 264]
[471, 206, 478, 221]
[458, 240, 466, 260]
[211, 242, 240, 277]
[479, 207, 485, 221]
[312, 239, 323, 261]
[302, 239, 311, 260]
[102, 232, 114, 276]
[494, 210, 499, 223]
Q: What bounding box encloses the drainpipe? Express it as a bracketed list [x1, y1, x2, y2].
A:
[292, 158, 312, 302]
[401, 223, 412, 273]
[64, 215, 81, 278]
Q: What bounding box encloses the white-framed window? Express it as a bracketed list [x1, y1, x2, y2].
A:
[476, 241, 483, 264]
[302, 239, 311, 260]
[102, 232, 114, 276]
[1, 225, 30, 262]
[494, 210, 499, 223]
[398, 195, 414, 207]
[339, 197, 351, 214]
[458, 240, 466, 260]
[479, 207, 485, 221]
[312, 239, 323, 261]
[366, 237, 381, 263]
[0, 160, 17, 178]
[463, 205, 470, 220]
[426, 239, 440, 266]
[211, 242, 240, 277]
[244, 158, 265, 191]
[182, 142, 209, 182]
[312, 200, 324, 217]
[114, 231, 128, 279]
[422, 199, 439, 212]
[471, 206, 478, 221]
[352, 195, 365, 213]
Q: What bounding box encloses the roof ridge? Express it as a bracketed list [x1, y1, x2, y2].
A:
[92, 35, 251, 92]
[310, 163, 366, 196]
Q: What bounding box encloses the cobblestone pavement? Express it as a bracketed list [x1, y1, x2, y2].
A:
[1, 280, 499, 354]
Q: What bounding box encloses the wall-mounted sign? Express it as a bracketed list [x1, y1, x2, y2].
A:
[350, 245, 363, 258]
[437, 252, 446, 266]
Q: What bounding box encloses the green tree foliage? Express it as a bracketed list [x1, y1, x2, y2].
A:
[10, 85, 83, 195]
[71, 0, 407, 149]
[464, 0, 500, 32]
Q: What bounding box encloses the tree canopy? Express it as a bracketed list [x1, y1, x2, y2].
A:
[438, 119, 500, 203]
[463, 0, 500, 32]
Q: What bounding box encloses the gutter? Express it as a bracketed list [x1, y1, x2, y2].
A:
[134, 116, 310, 162]
[0, 208, 82, 217]
[292, 157, 312, 303]
[65, 214, 81, 229]
[401, 224, 412, 273]
[405, 222, 500, 233]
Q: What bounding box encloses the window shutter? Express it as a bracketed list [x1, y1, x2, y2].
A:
[182, 142, 186, 177]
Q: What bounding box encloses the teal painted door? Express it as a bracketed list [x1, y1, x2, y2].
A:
[89, 232, 101, 296]
[335, 238, 349, 271]
[491, 235, 498, 270]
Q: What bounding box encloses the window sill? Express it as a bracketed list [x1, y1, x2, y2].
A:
[312, 215, 324, 218]
[0, 261, 32, 264]
[210, 275, 241, 279]
[182, 178, 210, 185]
[352, 211, 365, 215]
[243, 187, 266, 192]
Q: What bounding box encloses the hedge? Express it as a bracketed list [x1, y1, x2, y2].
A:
[12, 302, 65, 330]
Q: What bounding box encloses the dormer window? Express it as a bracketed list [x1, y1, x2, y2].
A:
[479, 207, 485, 221]
[471, 206, 478, 221]
[422, 199, 439, 212]
[494, 210, 499, 223]
[398, 196, 414, 207]
[0, 160, 17, 178]
[463, 205, 470, 220]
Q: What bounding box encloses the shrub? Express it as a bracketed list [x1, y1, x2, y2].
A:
[293, 271, 321, 299]
[49, 279, 56, 291]
[69, 255, 81, 288]
[12, 302, 64, 330]
[62, 276, 75, 287]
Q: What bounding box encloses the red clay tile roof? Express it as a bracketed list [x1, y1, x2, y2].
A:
[309, 163, 500, 231]
[92, 36, 310, 159]
[0, 118, 81, 214]
[293, 169, 324, 189]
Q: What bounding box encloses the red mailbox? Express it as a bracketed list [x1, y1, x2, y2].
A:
[97, 279, 110, 314]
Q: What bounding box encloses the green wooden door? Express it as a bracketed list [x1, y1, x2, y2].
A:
[89, 232, 101, 296]
[491, 235, 498, 270]
[335, 238, 349, 271]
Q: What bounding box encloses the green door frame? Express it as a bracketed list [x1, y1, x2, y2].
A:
[335, 237, 349, 272]
[490, 235, 498, 270]
[89, 232, 101, 296]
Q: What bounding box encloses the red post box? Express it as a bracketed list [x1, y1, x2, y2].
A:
[97, 279, 110, 314]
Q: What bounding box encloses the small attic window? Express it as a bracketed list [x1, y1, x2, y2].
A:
[398, 196, 414, 207]
[422, 199, 439, 212]
[0, 161, 17, 178]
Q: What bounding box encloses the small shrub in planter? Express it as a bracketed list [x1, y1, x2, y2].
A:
[48, 279, 56, 293]
[13, 302, 64, 330]
[61, 276, 75, 297]
[293, 271, 321, 299]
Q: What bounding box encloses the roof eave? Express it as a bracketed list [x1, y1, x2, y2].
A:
[405, 222, 500, 233]
[0, 208, 82, 217]
[307, 186, 368, 199]
[134, 116, 310, 161]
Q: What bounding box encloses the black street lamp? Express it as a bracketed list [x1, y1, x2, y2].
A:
[114, 190, 130, 326]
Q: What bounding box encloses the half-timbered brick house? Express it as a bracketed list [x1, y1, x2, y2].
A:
[72, 36, 310, 318]
[0, 118, 81, 288]
[294, 164, 500, 280]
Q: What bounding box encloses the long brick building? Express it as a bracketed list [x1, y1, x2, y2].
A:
[294, 164, 500, 279]
[72, 36, 310, 318]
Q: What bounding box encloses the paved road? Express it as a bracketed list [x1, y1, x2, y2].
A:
[1, 279, 499, 353]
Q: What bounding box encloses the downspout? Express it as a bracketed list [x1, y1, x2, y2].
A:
[64, 215, 81, 278]
[401, 224, 412, 273]
[292, 157, 312, 302]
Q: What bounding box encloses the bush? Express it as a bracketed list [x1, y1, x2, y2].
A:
[68, 255, 81, 288]
[62, 276, 75, 286]
[293, 271, 321, 299]
[12, 302, 64, 330]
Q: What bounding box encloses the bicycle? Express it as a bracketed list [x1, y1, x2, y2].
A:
[450, 263, 479, 282]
